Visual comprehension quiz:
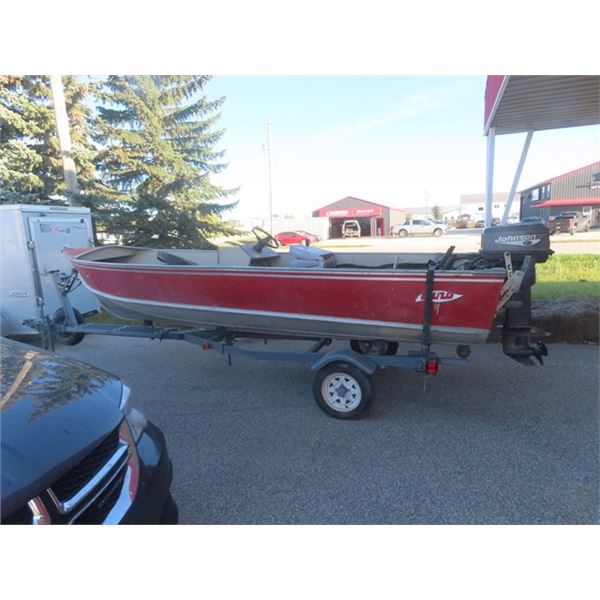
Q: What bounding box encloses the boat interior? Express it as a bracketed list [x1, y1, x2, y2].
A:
[73, 241, 492, 272]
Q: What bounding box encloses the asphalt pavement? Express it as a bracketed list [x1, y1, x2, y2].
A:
[54, 334, 599, 524]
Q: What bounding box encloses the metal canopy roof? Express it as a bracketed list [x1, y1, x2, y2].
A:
[484, 75, 600, 135]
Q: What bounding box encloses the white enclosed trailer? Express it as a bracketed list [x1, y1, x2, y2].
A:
[0, 204, 100, 337]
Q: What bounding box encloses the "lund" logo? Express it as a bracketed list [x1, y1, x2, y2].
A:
[415, 290, 463, 303]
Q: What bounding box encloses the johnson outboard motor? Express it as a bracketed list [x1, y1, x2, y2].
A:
[480, 223, 553, 365]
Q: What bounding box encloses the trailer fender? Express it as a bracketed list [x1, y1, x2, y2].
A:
[310, 350, 378, 375]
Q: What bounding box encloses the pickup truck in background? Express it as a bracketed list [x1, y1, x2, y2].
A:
[552, 211, 592, 235]
[520, 215, 558, 235]
[391, 218, 447, 238]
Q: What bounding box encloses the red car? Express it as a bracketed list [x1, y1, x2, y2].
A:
[275, 230, 320, 246]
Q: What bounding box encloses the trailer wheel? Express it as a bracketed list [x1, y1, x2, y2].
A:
[313, 362, 373, 419]
[350, 340, 398, 355]
[54, 308, 85, 346]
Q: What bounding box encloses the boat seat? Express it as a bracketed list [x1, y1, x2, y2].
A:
[157, 251, 198, 266]
[289, 245, 336, 268]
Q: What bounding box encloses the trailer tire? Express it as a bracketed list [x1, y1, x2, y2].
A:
[54, 308, 85, 346]
[350, 340, 398, 355]
[313, 361, 373, 419]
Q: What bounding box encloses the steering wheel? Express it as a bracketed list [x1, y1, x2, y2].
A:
[252, 226, 280, 250]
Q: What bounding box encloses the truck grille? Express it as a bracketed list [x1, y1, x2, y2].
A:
[74, 467, 127, 525]
[2, 422, 136, 525]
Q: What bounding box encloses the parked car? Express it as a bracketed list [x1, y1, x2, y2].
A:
[391, 218, 447, 238]
[1, 337, 178, 525]
[275, 230, 319, 246]
[552, 211, 591, 235]
[342, 220, 361, 238]
[474, 218, 500, 228]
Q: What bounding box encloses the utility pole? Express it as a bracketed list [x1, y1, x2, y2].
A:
[265, 120, 273, 234]
[50, 75, 80, 204]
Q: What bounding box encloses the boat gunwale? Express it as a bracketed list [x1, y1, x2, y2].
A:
[70, 257, 507, 281]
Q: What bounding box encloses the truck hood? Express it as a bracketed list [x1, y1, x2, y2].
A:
[1, 339, 124, 516]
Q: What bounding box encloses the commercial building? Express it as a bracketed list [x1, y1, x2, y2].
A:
[483, 75, 599, 225]
[313, 196, 406, 238]
[459, 192, 517, 221]
[520, 161, 600, 226]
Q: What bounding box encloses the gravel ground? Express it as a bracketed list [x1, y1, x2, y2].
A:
[54, 335, 599, 525]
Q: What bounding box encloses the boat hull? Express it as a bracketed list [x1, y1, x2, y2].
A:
[72, 259, 506, 344]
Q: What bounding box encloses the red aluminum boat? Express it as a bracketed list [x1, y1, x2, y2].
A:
[67, 228, 515, 346]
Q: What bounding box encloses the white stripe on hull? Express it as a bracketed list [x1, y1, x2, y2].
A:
[92, 289, 491, 345]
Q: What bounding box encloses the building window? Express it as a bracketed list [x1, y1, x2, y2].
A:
[531, 189, 539, 202]
[540, 184, 550, 200]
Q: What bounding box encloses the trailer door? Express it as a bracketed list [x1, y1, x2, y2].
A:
[28, 217, 99, 318]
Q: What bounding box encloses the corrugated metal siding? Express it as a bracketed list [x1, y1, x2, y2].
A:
[388, 208, 405, 227]
[551, 162, 600, 200]
[489, 76, 600, 135]
[315, 196, 385, 212]
[520, 162, 600, 218]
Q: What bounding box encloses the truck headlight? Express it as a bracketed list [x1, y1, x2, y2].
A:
[119, 384, 147, 443]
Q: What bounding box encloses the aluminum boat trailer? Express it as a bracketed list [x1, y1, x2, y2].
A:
[25, 266, 471, 419]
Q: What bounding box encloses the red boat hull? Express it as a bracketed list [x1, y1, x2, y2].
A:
[71, 259, 506, 344]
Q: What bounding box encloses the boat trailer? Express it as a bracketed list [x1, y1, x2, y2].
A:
[25, 248, 548, 419]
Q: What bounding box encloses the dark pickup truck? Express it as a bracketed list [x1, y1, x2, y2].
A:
[552, 211, 591, 235]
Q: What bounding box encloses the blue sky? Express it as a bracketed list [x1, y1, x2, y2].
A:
[206, 76, 599, 219]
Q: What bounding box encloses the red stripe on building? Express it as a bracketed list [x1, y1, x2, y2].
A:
[533, 197, 600, 207]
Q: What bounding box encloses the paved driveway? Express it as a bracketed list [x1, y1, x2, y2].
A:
[55, 335, 599, 524]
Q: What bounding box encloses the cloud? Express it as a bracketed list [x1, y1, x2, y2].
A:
[312, 93, 442, 145]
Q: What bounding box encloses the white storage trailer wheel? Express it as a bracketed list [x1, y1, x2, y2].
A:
[53, 308, 86, 346]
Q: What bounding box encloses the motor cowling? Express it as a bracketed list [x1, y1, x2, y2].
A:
[480, 223, 553, 266]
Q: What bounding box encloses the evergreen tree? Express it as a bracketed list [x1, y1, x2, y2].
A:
[93, 75, 238, 248]
[0, 75, 96, 204]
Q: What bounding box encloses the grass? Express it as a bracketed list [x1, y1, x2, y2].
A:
[533, 254, 600, 300]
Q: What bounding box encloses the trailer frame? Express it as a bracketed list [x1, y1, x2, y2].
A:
[24, 267, 469, 419]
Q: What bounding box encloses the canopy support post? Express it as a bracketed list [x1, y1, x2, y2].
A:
[484, 127, 496, 227]
[501, 130, 534, 224]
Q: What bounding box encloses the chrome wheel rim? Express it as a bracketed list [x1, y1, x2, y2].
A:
[321, 373, 362, 412]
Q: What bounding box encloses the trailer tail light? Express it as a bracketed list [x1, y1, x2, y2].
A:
[426, 359, 438, 375]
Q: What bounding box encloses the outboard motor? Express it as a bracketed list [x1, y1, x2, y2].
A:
[480, 223, 553, 365]
[480, 222, 553, 267]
